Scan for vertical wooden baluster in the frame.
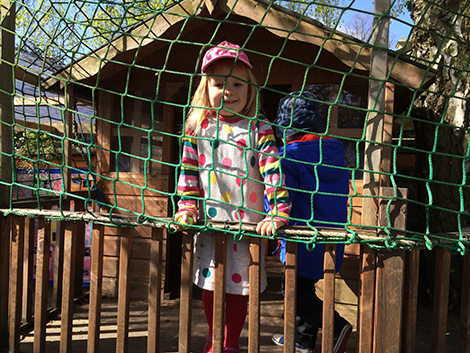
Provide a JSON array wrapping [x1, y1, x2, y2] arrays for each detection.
[[248, 237, 261, 353], [9, 216, 24, 353], [284, 241, 297, 353], [88, 224, 104, 353], [148, 227, 163, 353], [322, 244, 336, 353], [213, 232, 226, 353], [33, 218, 51, 353], [116, 227, 133, 353], [179, 231, 194, 353]]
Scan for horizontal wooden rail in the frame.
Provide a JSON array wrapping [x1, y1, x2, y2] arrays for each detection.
[[3, 215, 470, 353]]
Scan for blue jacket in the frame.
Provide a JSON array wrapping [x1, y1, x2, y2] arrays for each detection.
[[278, 136, 349, 279]]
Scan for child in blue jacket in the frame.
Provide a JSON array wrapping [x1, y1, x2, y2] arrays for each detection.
[[271, 91, 352, 353]]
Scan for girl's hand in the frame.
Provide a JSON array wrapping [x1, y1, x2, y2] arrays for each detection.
[[172, 211, 196, 231], [256, 218, 286, 237]]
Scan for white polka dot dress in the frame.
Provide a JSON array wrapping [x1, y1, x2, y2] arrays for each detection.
[[178, 114, 290, 295]]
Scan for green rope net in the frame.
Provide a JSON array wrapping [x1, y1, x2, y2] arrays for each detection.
[[1, 0, 470, 253]]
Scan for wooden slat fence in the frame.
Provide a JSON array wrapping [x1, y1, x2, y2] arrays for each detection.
[[3, 212, 470, 353]]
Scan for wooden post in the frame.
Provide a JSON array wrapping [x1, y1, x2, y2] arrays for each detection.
[[322, 244, 336, 353], [53, 218, 65, 310], [381, 83, 395, 188], [402, 248, 420, 353], [213, 232, 227, 353], [359, 0, 390, 351], [431, 248, 451, 353], [178, 231, 194, 353], [148, 227, 164, 353], [34, 219, 52, 353], [9, 216, 24, 353], [0, 216, 11, 351], [374, 187, 408, 352], [248, 237, 262, 353], [96, 90, 113, 176], [116, 227, 134, 353], [88, 224, 105, 353], [0, 1, 15, 349], [284, 241, 297, 353], [22, 218, 36, 323], [60, 221, 78, 353], [460, 252, 470, 352]]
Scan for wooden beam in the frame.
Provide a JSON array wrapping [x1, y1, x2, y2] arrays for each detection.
[[9, 216, 24, 353], [359, 0, 390, 351], [88, 224, 105, 353], [96, 91, 113, 176], [116, 227, 134, 353], [322, 244, 336, 353], [178, 231, 194, 353], [284, 241, 297, 353], [0, 3, 15, 347], [60, 221, 78, 353], [222, 0, 431, 89], [431, 248, 451, 353], [0, 216, 11, 351], [41, 0, 204, 89], [33, 218, 52, 353], [22, 217, 36, 323], [460, 252, 470, 352], [402, 248, 420, 353], [381, 83, 395, 187], [148, 227, 164, 353], [248, 237, 261, 353], [358, 246, 375, 353], [52, 219, 65, 311], [213, 232, 227, 353]]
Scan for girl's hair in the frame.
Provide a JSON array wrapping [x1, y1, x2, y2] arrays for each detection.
[[185, 58, 260, 133]]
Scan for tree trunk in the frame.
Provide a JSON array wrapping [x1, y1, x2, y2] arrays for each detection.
[[409, 0, 470, 309], [410, 0, 470, 235]]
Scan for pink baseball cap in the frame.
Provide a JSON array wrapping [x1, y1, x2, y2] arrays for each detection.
[[201, 41, 253, 73]]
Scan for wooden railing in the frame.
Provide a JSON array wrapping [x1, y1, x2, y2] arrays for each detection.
[[2, 213, 470, 353]]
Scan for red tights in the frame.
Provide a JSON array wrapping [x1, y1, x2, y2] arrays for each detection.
[[202, 289, 247, 351]]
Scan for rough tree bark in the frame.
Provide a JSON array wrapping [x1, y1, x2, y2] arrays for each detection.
[[409, 0, 470, 307]]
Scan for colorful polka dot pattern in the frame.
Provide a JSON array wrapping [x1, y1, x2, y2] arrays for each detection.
[[191, 116, 272, 295], [193, 232, 267, 295]]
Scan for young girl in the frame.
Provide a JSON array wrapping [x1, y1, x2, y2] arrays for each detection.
[[174, 41, 291, 353]]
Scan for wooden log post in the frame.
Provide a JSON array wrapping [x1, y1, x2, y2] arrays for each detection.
[[431, 247, 451, 353], [375, 187, 408, 352], [60, 221, 78, 353], [22, 217, 36, 323], [9, 216, 24, 353], [178, 231, 194, 353], [33, 219, 52, 353], [360, 0, 390, 351], [460, 252, 470, 352], [116, 227, 134, 353], [0, 1, 15, 350], [213, 232, 227, 353], [148, 227, 164, 353], [402, 248, 420, 353], [248, 237, 262, 353], [88, 224, 105, 353], [322, 244, 336, 353], [284, 241, 297, 353]]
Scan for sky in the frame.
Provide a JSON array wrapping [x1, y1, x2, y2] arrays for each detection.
[[337, 0, 414, 48]]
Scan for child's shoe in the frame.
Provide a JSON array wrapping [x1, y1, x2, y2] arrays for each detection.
[[203, 334, 212, 353], [272, 334, 315, 353], [333, 323, 352, 353], [224, 347, 240, 353]]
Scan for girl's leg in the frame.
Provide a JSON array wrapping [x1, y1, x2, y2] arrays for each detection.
[[224, 293, 247, 351], [202, 289, 214, 352]]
